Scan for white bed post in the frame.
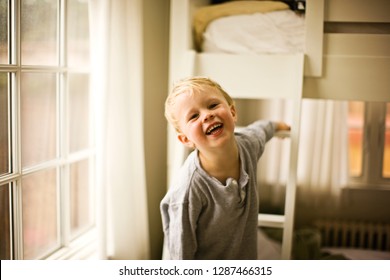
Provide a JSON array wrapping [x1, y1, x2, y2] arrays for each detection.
[[167, 0, 195, 186], [281, 70, 304, 260], [279, 0, 324, 260]]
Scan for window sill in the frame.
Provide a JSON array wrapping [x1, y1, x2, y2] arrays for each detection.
[[46, 229, 100, 260], [343, 183, 390, 192]]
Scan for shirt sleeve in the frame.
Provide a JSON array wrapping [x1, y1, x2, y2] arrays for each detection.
[[236, 120, 276, 160], [160, 186, 202, 259]]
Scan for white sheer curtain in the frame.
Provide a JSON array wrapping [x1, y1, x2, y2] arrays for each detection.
[[256, 99, 349, 208], [297, 99, 348, 205], [89, 0, 150, 259]]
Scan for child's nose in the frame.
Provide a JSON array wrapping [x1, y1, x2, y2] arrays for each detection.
[[203, 111, 215, 122]]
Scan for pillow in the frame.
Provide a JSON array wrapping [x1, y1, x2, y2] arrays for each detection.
[[193, 1, 289, 50]]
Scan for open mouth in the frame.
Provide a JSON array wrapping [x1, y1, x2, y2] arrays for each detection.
[[206, 123, 223, 135]]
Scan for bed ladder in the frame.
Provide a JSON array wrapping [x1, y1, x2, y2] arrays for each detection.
[[251, 62, 303, 260], [250, 55, 303, 261], [257, 98, 302, 260]]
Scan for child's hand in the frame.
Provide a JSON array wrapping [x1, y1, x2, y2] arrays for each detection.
[[275, 122, 290, 132], [275, 122, 290, 139]]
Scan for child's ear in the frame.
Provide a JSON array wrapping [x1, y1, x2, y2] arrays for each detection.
[[230, 104, 237, 122], [177, 133, 195, 149]]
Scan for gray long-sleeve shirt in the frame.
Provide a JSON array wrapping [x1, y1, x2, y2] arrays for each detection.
[[160, 120, 276, 259]]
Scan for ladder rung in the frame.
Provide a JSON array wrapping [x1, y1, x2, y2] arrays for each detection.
[[274, 130, 290, 138], [258, 214, 285, 228]]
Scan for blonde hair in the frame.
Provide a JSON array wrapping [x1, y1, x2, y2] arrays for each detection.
[[165, 76, 235, 132]]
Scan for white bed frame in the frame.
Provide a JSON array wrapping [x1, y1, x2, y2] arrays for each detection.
[[167, 0, 390, 259]]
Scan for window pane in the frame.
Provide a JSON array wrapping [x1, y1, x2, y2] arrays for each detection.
[[348, 101, 364, 177], [0, 0, 8, 64], [21, 72, 57, 168], [70, 160, 94, 238], [69, 74, 90, 152], [22, 169, 58, 259], [67, 0, 90, 68], [0, 73, 10, 175], [21, 0, 58, 65], [0, 183, 11, 260], [383, 103, 390, 178]]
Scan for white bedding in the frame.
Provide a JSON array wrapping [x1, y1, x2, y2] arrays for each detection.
[[202, 10, 305, 54]]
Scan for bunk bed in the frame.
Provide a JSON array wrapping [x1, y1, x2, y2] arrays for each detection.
[[167, 0, 390, 259]]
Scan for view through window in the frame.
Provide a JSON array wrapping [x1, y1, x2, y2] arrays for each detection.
[[347, 101, 390, 185]]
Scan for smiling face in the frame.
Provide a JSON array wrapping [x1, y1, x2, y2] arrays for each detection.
[[174, 86, 237, 152]]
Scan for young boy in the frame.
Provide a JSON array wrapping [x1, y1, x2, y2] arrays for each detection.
[[160, 76, 290, 259]]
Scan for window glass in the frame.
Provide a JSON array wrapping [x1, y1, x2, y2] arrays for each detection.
[[70, 159, 93, 239], [69, 73, 90, 152], [0, 0, 8, 64], [348, 102, 364, 177], [67, 0, 90, 68], [21, 72, 57, 168], [383, 103, 390, 178], [21, 0, 58, 65], [0, 183, 11, 260], [22, 169, 58, 259], [0, 73, 9, 175]]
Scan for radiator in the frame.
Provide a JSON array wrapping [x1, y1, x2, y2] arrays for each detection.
[[314, 219, 390, 251]]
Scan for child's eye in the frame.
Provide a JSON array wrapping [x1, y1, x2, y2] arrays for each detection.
[[189, 113, 199, 121], [209, 103, 219, 109]]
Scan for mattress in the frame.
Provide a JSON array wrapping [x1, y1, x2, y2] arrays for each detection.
[[202, 10, 305, 54]]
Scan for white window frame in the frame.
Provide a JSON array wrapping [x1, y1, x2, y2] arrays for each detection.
[[0, 0, 97, 260]]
